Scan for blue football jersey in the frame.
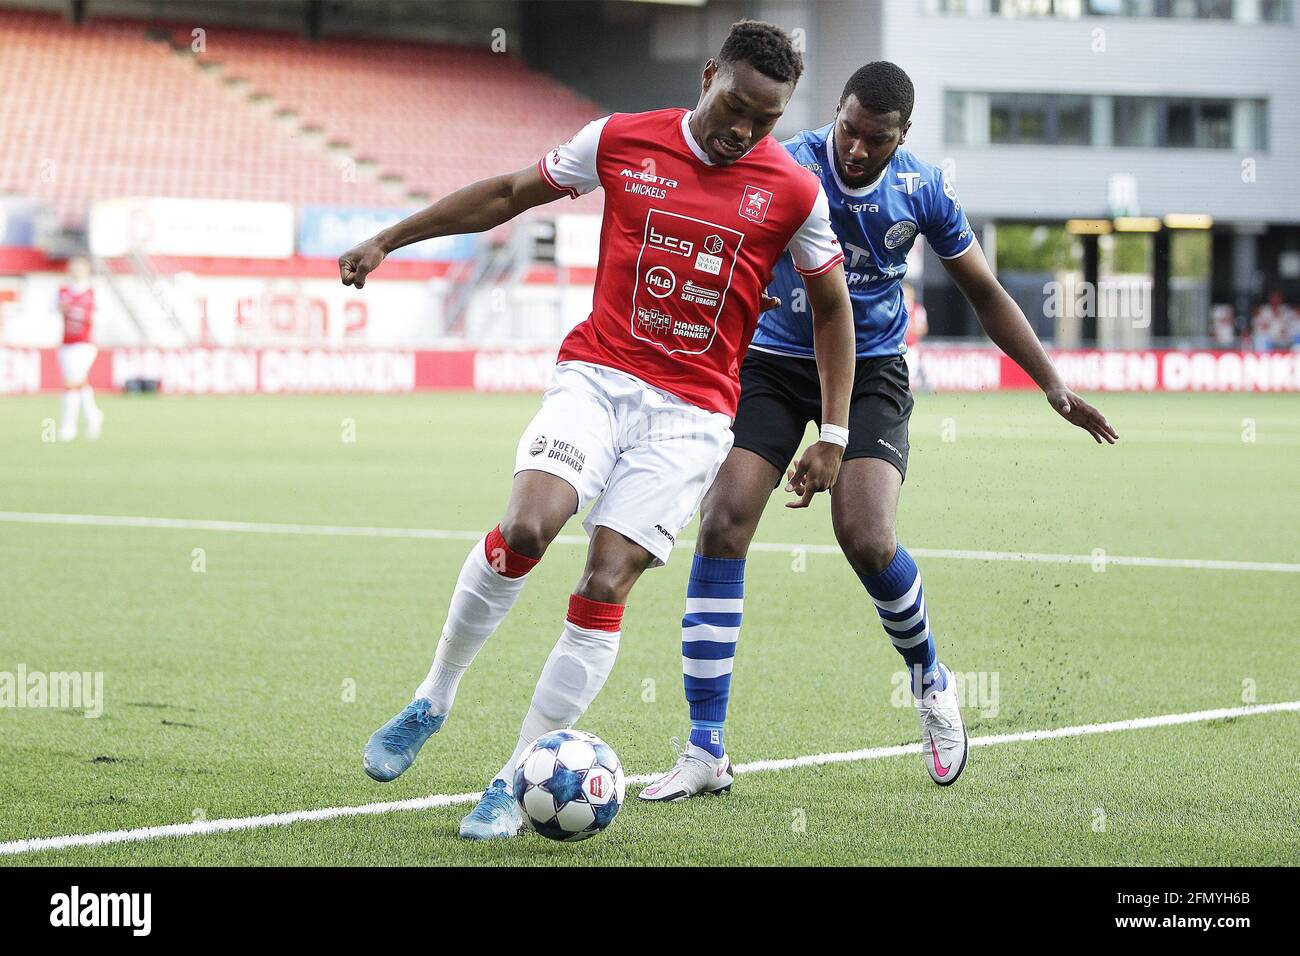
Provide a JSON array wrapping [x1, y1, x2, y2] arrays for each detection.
[[751, 126, 974, 359]]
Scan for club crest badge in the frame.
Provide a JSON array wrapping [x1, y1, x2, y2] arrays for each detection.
[[884, 220, 918, 250], [739, 185, 773, 224]]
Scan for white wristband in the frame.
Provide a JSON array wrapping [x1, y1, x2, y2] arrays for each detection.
[[819, 423, 849, 448]]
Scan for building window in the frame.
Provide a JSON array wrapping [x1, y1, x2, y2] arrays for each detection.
[[1113, 97, 1159, 147], [1260, 0, 1293, 22], [990, 0, 1082, 14], [945, 92, 1267, 150], [936, 0, 1291, 18], [977, 92, 1094, 145], [1112, 96, 1261, 148], [1056, 97, 1092, 145]]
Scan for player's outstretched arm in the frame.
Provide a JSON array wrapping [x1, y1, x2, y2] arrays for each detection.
[[786, 263, 855, 509], [338, 165, 566, 288], [943, 241, 1119, 445]]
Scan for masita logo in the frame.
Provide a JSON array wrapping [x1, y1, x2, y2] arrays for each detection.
[[620, 167, 678, 189], [50, 886, 152, 936]]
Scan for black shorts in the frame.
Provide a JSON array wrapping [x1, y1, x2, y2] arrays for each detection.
[[730, 348, 913, 480]]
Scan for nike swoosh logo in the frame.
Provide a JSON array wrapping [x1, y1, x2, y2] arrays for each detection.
[[929, 733, 950, 777], [648, 771, 679, 795]]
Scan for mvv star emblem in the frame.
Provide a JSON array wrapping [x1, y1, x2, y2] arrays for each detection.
[[739, 185, 773, 223]]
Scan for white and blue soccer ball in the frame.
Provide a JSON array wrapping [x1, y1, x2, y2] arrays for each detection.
[[513, 729, 625, 842]]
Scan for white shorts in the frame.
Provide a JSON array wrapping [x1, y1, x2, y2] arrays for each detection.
[[57, 342, 98, 386], [514, 361, 733, 566]]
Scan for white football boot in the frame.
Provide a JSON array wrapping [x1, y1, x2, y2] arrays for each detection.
[[638, 738, 733, 802], [915, 662, 968, 786]]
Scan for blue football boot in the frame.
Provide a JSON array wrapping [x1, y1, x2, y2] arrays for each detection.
[[458, 779, 523, 840], [363, 698, 445, 782]]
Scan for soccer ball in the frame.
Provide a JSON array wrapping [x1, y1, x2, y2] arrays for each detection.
[[513, 729, 625, 842]]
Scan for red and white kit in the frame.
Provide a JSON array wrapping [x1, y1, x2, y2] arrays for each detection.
[[56, 284, 98, 384], [522, 108, 843, 564]]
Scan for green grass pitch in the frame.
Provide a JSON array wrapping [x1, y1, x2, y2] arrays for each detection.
[[1, 389, 1297, 866]]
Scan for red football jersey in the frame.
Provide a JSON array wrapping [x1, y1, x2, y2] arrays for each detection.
[[540, 109, 842, 415], [59, 285, 95, 345]]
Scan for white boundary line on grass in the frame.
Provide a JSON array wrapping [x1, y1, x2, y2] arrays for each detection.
[[2, 510, 1298, 573], [1, 700, 1296, 857]]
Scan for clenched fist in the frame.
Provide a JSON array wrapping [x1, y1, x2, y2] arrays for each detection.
[[338, 237, 388, 289]]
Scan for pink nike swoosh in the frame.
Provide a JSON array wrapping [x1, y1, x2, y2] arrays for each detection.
[[648, 770, 679, 794], [929, 733, 951, 778]]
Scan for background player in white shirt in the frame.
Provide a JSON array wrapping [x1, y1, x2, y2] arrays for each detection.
[[56, 256, 102, 441]]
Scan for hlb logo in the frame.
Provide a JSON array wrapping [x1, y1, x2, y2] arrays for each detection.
[[645, 266, 676, 298], [589, 774, 605, 799]]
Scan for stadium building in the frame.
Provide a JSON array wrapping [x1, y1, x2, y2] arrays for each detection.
[[527, 0, 1300, 351], [0, 0, 1297, 397]]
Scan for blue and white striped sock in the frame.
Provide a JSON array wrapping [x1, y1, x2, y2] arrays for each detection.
[[858, 545, 945, 697], [681, 553, 744, 758]]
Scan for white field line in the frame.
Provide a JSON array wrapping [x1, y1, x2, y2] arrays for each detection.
[[2, 510, 1297, 574], [917, 426, 1300, 446], [1, 701, 1296, 858]]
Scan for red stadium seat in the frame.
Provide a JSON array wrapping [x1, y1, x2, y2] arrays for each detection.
[[0, 10, 606, 224]]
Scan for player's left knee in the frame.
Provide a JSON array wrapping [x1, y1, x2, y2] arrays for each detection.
[[574, 569, 635, 606], [837, 525, 897, 577], [575, 553, 651, 606]]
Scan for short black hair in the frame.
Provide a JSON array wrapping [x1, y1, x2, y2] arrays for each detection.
[[718, 19, 803, 85], [841, 61, 914, 124]]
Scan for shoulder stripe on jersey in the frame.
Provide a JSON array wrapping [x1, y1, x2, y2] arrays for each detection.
[[794, 252, 845, 278], [537, 156, 579, 200]]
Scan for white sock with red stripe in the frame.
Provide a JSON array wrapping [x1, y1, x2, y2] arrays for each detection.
[[415, 526, 539, 714], [494, 593, 623, 786]]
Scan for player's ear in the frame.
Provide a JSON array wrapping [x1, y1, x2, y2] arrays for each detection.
[[701, 58, 717, 93], [899, 119, 912, 145]]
